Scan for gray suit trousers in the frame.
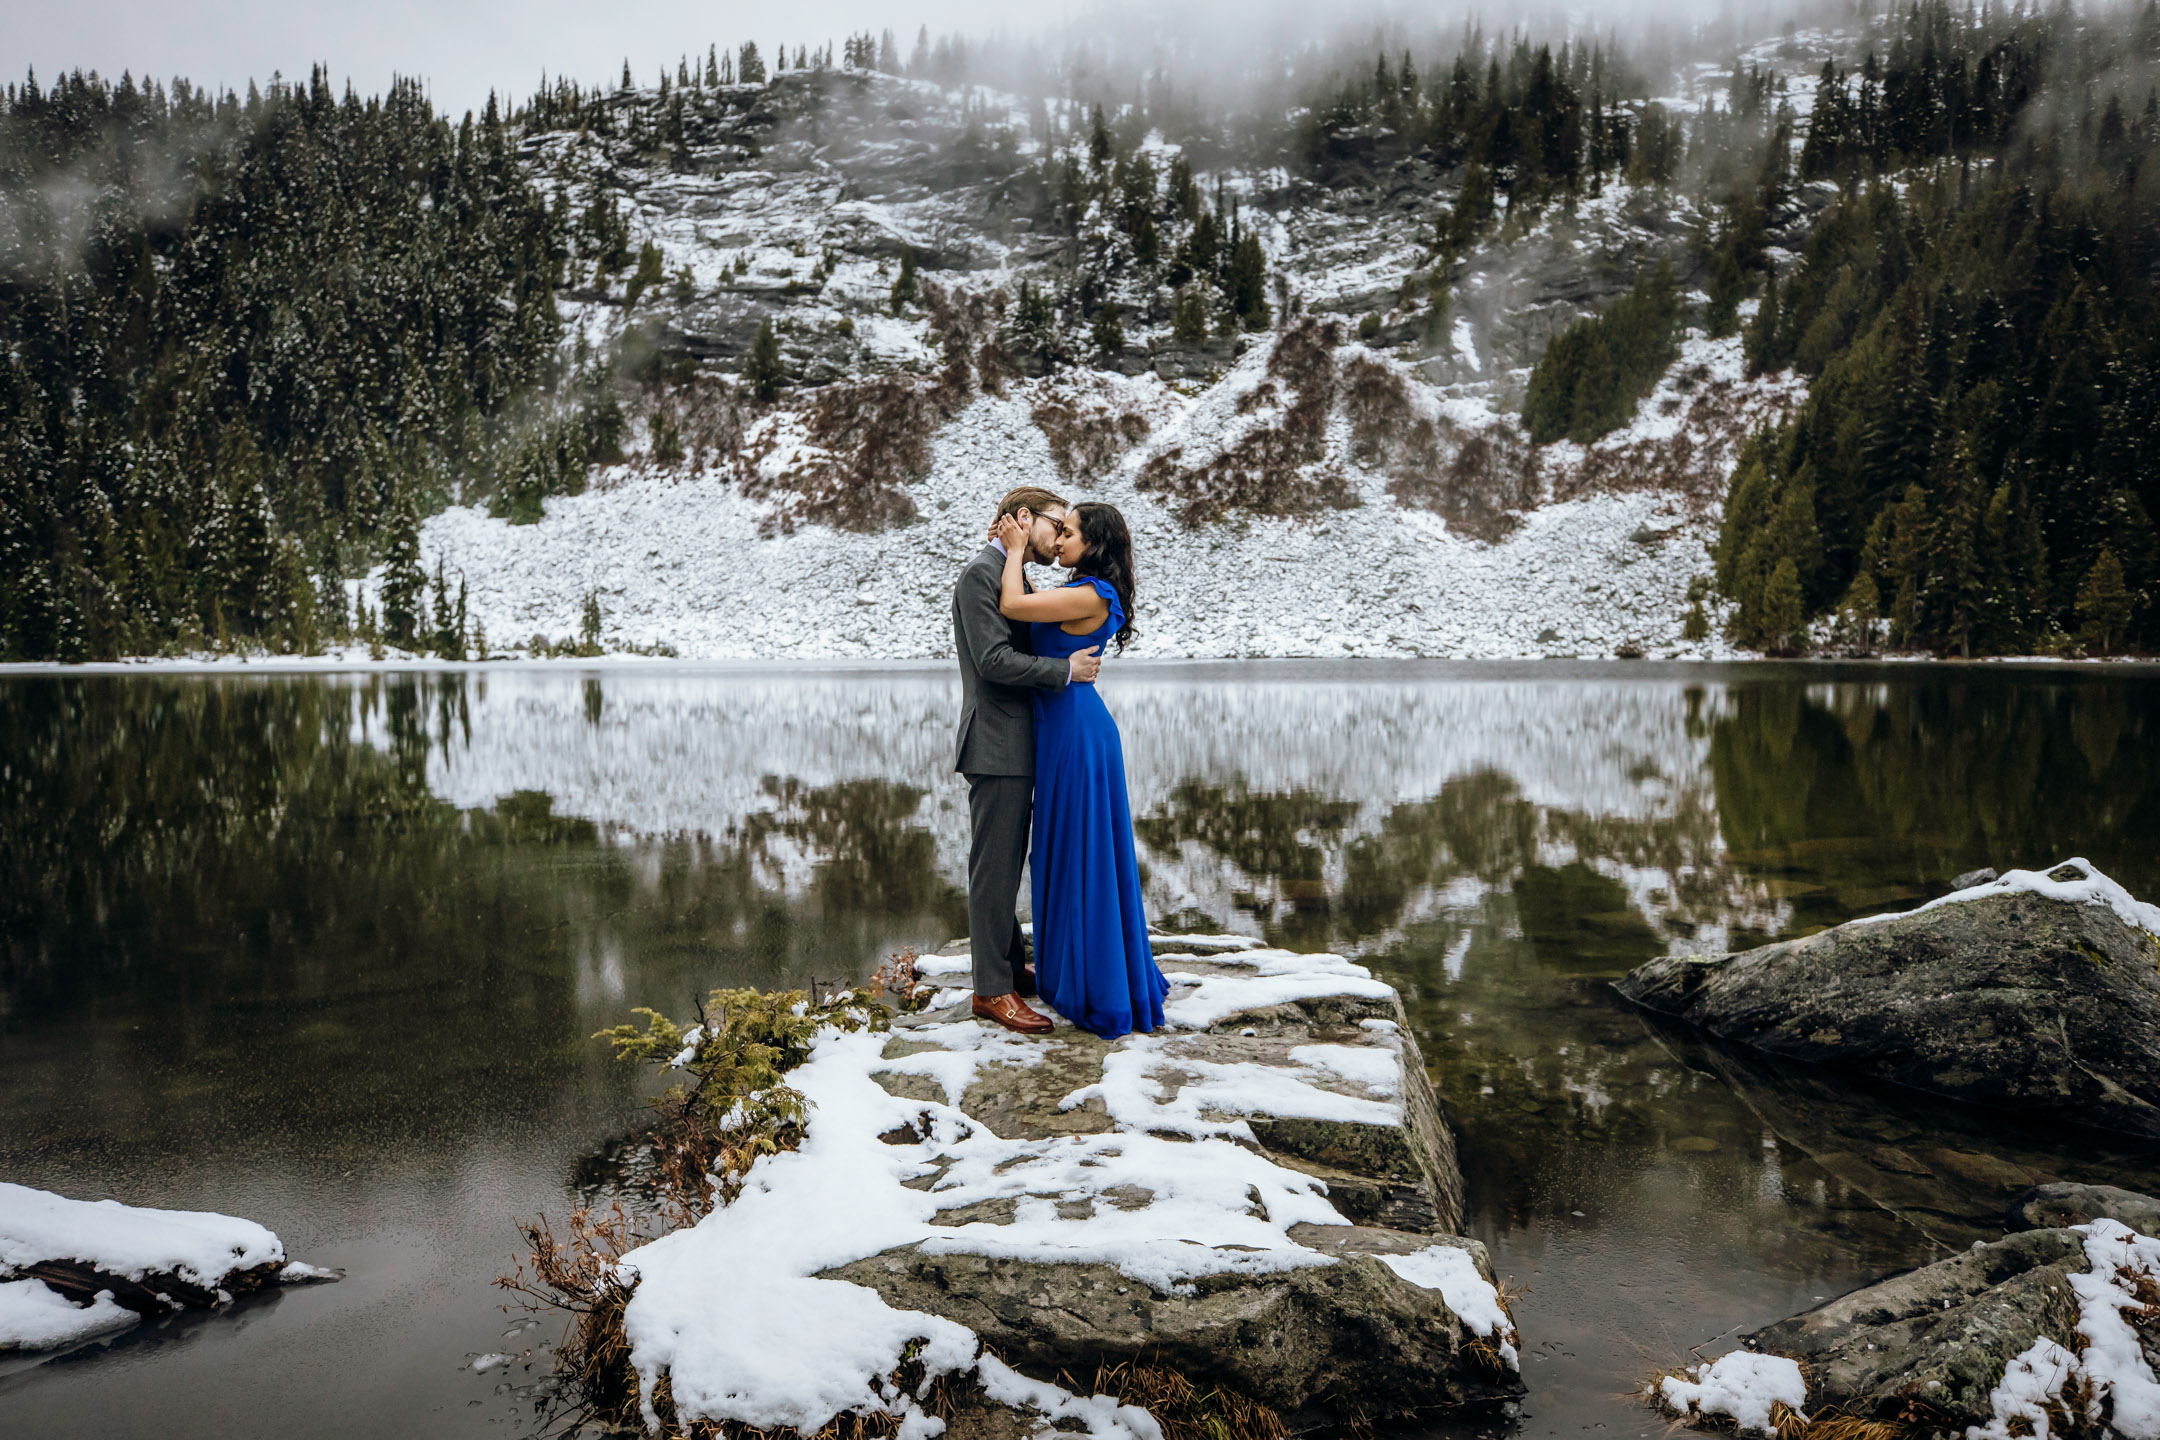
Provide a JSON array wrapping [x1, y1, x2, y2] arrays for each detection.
[[966, 773, 1031, 998]]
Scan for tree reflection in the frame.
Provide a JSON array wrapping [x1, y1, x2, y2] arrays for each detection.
[[0, 675, 963, 1168], [1710, 676, 2160, 932]]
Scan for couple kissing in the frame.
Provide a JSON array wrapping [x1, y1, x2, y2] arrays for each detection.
[[949, 487, 1168, 1039]]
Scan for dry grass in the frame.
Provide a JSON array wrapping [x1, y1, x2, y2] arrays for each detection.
[[742, 281, 1016, 535], [1341, 354, 1537, 544], [865, 948, 936, 1013], [1545, 376, 1801, 515], [1031, 383, 1153, 480], [1137, 318, 1360, 525], [1077, 1359, 1288, 1440]]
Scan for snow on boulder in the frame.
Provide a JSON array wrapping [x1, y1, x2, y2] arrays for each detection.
[[1744, 1210, 2160, 1439], [1616, 859, 2160, 1139], [613, 937, 1519, 1438], [0, 1183, 338, 1353]]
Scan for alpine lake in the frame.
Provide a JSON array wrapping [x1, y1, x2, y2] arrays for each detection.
[[2, 660, 2157, 1438]]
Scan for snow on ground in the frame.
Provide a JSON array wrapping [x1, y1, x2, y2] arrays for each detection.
[[413, 367, 1747, 664], [1968, 1220, 2160, 1440], [1650, 1350, 1808, 1436]]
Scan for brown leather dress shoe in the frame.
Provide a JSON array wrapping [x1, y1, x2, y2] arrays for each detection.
[[972, 992, 1052, 1034], [1014, 963, 1039, 998]]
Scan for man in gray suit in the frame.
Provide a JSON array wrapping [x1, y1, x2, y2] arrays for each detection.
[[952, 485, 1102, 1033]]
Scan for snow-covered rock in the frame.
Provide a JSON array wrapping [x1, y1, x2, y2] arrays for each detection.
[[612, 937, 1521, 1436], [0, 1183, 338, 1354]]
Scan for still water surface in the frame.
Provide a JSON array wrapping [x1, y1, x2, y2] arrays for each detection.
[[2, 661, 2157, 1437]]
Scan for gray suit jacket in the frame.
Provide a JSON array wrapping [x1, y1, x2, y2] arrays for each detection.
[[952, 544, 1067, 775]]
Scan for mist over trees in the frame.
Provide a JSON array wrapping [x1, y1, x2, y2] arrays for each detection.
[[3, 2, 2158, 661], [1716, 0, 2160, 656], [0, 66, 589, 660]]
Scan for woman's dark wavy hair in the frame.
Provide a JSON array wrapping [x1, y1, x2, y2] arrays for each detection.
[[1068, 501, 1137, 652]]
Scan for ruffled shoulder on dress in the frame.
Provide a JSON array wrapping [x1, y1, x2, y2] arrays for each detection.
[[1069, 577, 1124, 632]]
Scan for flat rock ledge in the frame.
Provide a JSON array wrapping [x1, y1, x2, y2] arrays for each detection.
[[614, 935, 1521, 1440], [0, 1182, 339, 1356], [1615, 859, 2160, 1139]]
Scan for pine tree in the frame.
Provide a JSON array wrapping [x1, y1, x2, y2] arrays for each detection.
[[624, 241, 665, 309], [1838, 568, 1880, 653], [1224, 232, 1271, 331], [745, 319, 784, 401], [428, 558, 455, 657], [580, 589, 604, 654], [1762, 558, 1805, 654], [1091, 303, 1126, 355], [380, 486, 426, 648], [1172, 286, 1209, 345], [1744, 269, 1783, 374], [738, 43, 766, 85], [2078, 546, 2133, 654], [889, 249, 919, 313]]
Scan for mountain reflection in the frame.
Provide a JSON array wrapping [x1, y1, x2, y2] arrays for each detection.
[[2, 664, 2156, 1282]]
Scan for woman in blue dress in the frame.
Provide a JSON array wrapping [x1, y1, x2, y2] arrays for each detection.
[[989, 502, 1167, 1039]]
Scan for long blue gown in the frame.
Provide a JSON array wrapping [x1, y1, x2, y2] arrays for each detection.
[[1028, 579, 1168, 1039]]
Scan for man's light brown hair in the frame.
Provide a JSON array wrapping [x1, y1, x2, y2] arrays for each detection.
[[997, 486, 1067, 521]]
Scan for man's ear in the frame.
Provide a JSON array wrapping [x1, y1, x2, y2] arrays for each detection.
[[1013, 507, 1032, 527]]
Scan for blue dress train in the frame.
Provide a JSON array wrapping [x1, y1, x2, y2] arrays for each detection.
[[1029, 579, 1168, 1039]]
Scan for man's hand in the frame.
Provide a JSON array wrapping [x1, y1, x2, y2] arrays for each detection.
[[1068, 646, 1102, 684]]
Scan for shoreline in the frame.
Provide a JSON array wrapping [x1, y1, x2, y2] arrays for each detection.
[[2, 654, 2156, 679]]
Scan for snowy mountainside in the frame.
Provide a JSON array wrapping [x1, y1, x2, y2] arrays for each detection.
[[422, 331, 1793, 660], [406, 39, 1847, 660]]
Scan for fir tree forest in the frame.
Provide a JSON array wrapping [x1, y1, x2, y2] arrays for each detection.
[[2, 4, 2158, 661]]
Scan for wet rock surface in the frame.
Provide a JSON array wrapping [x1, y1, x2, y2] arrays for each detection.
[[1744, 1227, 2090, 1429], [825, 936, 1517, 1429], [1616, 868, 2160, 1138]]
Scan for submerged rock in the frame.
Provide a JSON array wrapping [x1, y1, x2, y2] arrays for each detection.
[[1615, 859, 2160, 1139], [2011, 1182, 2160, 1234]]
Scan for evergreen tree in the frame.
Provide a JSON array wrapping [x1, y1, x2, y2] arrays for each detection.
[[580, 590, 604, 653], [1224, 232, 1272, 331], [624, 241, 666, 309], [1172, 287, 1209, 345], [1761, 558, 1805, 654], [2078, 547, 2133, 654], [889, 249, 919, 313], [380, 488, 426, 648], [1091, 303, 1126, 356], [745, 319, 785, 401], [1523, 263, 1680, 444], [738, 43, 766, 85]]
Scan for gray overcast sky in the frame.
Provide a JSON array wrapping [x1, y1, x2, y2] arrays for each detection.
[[2, 1, 1070, 116]]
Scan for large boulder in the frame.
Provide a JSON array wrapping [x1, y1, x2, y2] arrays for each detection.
[[1744, 1228, 2089, 1427], [832, 938, 1511, 1432], [615, 937, 1520, 1440], [1615, 860, 2160, 1139], [1740, 1202, 2160, 1436]]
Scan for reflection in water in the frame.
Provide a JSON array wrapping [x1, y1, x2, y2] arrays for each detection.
[[0, 663, 2156, 1438]]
